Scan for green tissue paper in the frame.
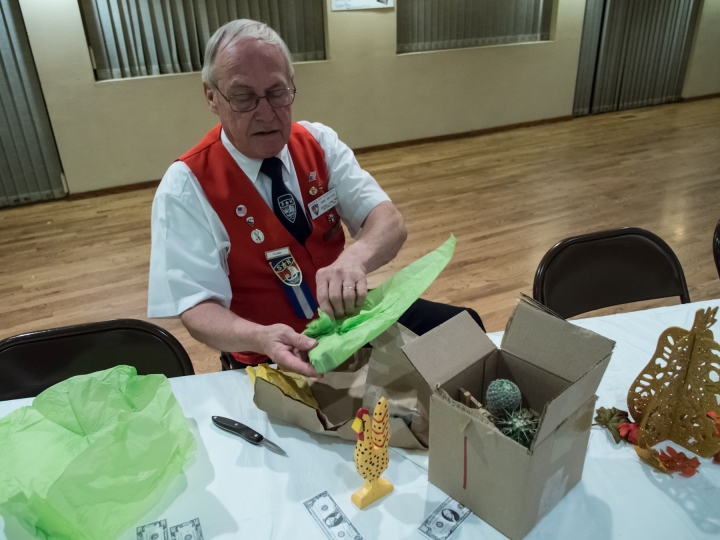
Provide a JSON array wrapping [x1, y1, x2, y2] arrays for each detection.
[[305, 235, 456, 373], [0, 365, 196, 540]]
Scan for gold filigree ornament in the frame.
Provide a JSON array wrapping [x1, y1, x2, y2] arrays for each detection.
[[627, 307, 720, 458]]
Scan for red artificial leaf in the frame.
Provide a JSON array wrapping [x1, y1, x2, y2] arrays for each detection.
[[714, 451, 720, 465], [658, 447, 701, 477], [618, 422, 639, 445], [707, 411, 720, 437]]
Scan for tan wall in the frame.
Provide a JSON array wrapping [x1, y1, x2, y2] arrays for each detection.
[[19, 0, 587, 193], [683, 0, 720, 98]]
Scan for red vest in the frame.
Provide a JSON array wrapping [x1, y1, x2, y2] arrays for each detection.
[[178, 123, 345, 364]]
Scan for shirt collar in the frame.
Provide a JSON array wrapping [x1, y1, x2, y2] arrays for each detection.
[[220, 128, 291, 184]]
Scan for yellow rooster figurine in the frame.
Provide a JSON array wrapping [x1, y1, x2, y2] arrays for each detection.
[[350, 396, 393, 509]]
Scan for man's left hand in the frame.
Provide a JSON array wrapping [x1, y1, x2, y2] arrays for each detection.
[[315, 257, 368, 320]]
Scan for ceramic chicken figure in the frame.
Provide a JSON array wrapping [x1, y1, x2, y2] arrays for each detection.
[[350, 396, 393, 509]]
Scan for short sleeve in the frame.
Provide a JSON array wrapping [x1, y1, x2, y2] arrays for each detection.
[[298, 121, 390, 237], [148, 162, 233, 317]]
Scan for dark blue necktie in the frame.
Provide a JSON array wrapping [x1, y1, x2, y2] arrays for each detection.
[[260, 157, 311, 246]]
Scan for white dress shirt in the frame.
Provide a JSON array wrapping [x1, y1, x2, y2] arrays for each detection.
[[147, 121, 391, 318]]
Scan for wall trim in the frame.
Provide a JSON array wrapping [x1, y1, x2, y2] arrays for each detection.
[[68, 179, 160, 200], [679, 93, 720, 103], [354, 115, 574, 155]]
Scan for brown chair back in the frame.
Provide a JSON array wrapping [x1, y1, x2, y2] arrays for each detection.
[[533, 227, 690, 319], [0, 319, 194, 401]]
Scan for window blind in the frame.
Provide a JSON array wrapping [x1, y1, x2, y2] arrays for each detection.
[[0, 0, 65, 207], [79, 0, 326, 81], [573, 0, 700, 116], [397, 0, 553, 54]]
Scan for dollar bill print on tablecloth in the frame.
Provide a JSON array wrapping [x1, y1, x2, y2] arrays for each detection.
[[419, 497, 471, 540], [136, 519, 168, 540], [303, 491, 363, 540], [170, 518, 204, 540], [137, 518, 203, 540]]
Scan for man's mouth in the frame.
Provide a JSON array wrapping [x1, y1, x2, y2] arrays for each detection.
[[253, 130, 279, 138]]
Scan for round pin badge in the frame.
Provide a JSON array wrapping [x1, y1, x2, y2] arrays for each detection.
[[246, 216, 255, 227], [236, 205, 247, 217], [251, 229, 264, 244], [309, 187, 318, 196]]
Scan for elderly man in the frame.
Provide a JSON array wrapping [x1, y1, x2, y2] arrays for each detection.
[[148, 20, 483, 377]]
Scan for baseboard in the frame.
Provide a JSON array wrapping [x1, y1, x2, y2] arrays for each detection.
[[67, 179, 161, 201], [679, 92, 720, 103], [353, 115, 574, 155]]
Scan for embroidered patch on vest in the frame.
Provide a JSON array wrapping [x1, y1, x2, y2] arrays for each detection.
[[278, 194, 297, 223]]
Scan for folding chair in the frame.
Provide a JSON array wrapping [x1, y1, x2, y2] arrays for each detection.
[[0, 319, 194, 400], [533, 227, 690, 319]]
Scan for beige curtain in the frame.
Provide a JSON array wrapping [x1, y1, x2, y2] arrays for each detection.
[[0, 0, 65, 207], [397, 0, 552, 53], [80, 0, 326, 81]]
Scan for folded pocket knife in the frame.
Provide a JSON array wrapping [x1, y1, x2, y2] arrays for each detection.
[[212, 416, 287, 456]]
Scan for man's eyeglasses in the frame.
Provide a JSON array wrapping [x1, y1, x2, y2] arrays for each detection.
[[213, 84, 297, 113]]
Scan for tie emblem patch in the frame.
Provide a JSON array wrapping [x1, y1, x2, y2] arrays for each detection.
[[266, 248, 318, 318], [270, 255, 303, 287], [277, 194, 297, 223]]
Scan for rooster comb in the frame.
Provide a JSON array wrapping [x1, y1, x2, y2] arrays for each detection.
[[356, 408, 369, 419]]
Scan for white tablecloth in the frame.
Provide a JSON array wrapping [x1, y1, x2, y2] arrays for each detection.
[[2, 300, 719, 539]]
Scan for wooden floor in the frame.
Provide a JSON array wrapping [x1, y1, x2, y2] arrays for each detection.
[[1, 99, 719, 373]]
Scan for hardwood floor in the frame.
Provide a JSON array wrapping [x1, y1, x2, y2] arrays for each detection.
[[1, 99, 719, 373]]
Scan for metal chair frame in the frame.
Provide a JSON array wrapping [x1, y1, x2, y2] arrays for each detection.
[[713, 219, 720, 279]]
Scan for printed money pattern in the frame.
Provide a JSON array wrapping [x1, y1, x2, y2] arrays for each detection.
[[418, 497, 471, 540], [170, 518, 204, 540], [136, 520, 168, 540], [303, 491, 363, 540], [137, 518, 203, 540]]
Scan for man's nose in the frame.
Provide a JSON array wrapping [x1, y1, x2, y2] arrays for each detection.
[[253, 96, 276, 120]]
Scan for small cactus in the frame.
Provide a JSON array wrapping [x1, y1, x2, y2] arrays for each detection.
[[496, 409, 540, 448], [485, 379, 522, 416]]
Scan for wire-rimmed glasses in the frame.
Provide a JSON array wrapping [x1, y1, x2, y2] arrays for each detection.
[[213, 84, 297, 113]]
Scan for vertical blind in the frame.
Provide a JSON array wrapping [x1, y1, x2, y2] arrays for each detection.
[[574, 0, 700, 116], [0, 0, 65, 207], [79, 0, 326, 81], [397, 0, 553, 54]]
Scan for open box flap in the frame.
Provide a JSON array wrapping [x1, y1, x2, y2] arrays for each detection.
[[531, 353, 611, 446], [401, 311, 496, 389], [501, 296, 615, 382]]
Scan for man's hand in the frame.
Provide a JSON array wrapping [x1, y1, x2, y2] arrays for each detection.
[[315, 201, 406, 320], [315, 256, 368, 320], [181, 301, 320, 377], [258, 324, 320, 377]]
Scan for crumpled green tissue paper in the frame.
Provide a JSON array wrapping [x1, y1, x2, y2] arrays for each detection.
[[305, 234, 456, 373], [0, 365, 196, 540]]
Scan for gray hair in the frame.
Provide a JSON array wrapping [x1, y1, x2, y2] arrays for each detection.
[[201, 19, 294, 85]]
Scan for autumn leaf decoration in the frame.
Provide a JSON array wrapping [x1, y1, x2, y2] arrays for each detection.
[[633, 445, 701, 476], [595, 407, 639, 444], [619, 422, 639, 446], [594, 407, 630, 444], [597, 406, 706, 476]]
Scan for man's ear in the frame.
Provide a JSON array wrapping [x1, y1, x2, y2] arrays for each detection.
[[203, 82, 219, 115]]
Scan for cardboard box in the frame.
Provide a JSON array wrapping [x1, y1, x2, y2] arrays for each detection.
[[401, 297, 615, 539]]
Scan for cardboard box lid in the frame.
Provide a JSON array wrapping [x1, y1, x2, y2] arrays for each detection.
[[401, 310, 497, 389], [501, 296, 615, 383]]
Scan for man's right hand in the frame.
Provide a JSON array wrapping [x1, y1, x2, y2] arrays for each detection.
[[258, 324, 320, 378]]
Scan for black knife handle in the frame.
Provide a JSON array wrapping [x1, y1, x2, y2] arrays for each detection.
[[212, 416, 263, 444]]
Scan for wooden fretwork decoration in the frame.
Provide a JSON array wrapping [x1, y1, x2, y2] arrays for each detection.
[[627, 307, 720, 458]]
